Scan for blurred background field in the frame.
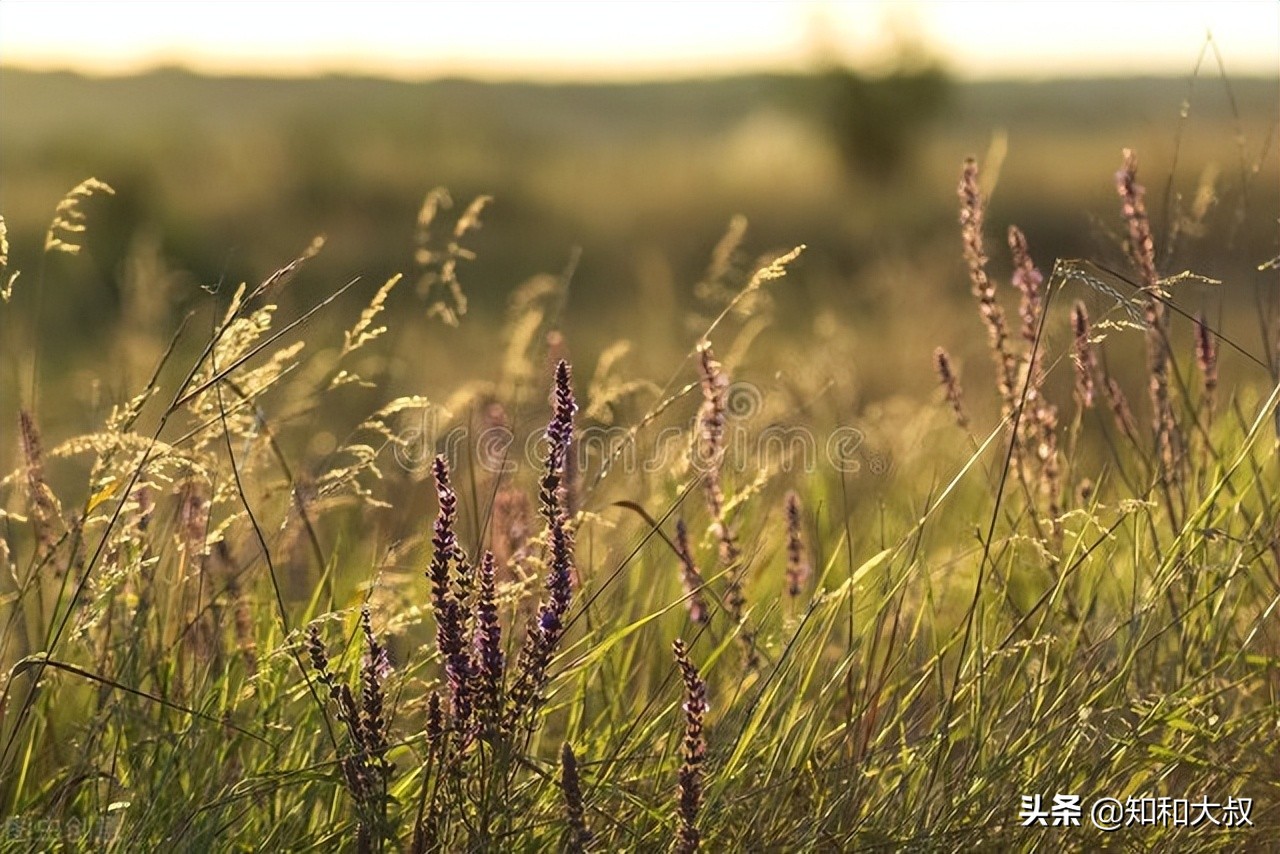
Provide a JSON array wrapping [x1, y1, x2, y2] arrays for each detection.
[[2, 63, 1277, 445]]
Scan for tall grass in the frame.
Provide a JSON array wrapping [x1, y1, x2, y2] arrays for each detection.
[[1, 141, 1278, 854]]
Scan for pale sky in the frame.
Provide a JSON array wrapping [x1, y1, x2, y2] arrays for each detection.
[[0, 1, 1276, 81]]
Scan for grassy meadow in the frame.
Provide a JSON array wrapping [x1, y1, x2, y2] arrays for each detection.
[[1, 65, 1279, 851]]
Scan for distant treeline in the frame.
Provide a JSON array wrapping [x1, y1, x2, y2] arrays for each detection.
[[0, 66, 1274, 338]]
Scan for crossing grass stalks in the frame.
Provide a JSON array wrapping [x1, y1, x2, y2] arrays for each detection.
[[0, 146, 1278, 852]]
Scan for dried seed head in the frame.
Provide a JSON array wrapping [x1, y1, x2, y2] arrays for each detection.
[[959, 159, 1017, 414], [1117, 149, 1178, 480], [44, 178, 114, 255], [694, 341, 730, 486], [1104, 376, 1139, 440], [1008, 225, 1044, 351], [933, 347, 969, 430], [306, 624, 332, 681], [694, 341, 747, 629], [783, 491, 810, 598], [674, 518, 710, 624], [693, 346, 755, 666], [177, 478, 210, 560], [1071, 302, 1097, 409], [1116, 149, 1158, 291], [1195, 313, 1218, 412], [19, 410, 61, 557]]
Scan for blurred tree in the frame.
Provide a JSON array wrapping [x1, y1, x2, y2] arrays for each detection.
[[819, 61, 950, 182], [801, 6, 951, 183]]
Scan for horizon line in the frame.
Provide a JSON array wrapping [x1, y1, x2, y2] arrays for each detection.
[[5, 59, 1276, 87]]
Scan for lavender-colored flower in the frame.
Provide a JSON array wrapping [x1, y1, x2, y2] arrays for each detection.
[[672, 640, 707, 854], [360, 607, 391, 761], [561, 742, 592, 852], [506, 362, 578, 731], [540, 359, 577, 524], [472, 551, 504, 733], [428, 455, 474, 731], [425, 692, 445, 744]]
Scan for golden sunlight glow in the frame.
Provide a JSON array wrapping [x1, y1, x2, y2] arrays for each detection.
[[0, 0, 1276, 80]]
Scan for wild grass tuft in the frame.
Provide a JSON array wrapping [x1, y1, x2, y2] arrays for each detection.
[[1, 129, 1277, 852]]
